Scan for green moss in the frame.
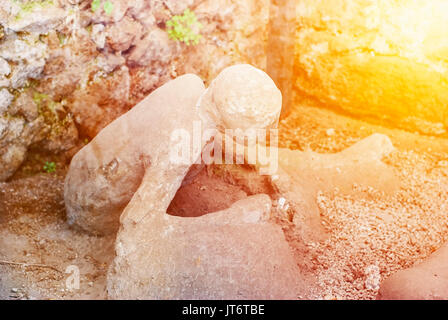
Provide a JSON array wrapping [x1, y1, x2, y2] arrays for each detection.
[[33, 92, 59, 123], [14, 0, 55, 21], [32, 90, 73, 140], [91, 0, 101, 13], [43, 161, 56, 173], [33, 91, 50, 106], [57, 32, 67, 47], [166, 9, 203, 46], [103, 1, 114, 15], [91, 0, 114, 15]]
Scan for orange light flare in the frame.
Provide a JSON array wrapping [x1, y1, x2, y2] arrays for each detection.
[[291, 0, 448, 132]]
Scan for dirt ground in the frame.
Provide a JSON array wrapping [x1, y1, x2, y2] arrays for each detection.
[[1, 103, 448, 300]]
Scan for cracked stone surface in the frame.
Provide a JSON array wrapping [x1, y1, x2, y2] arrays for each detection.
[[7, 4, 67, 34], [0, 88, 13, 114]]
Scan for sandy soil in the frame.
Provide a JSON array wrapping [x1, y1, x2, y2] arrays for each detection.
[[1, 104, 448, 300], [0, 152, 114, 300]]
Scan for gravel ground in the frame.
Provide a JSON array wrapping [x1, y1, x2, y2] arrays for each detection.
[[280, 104, 448, 300]]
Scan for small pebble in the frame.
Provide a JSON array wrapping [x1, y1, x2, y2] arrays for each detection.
[[326, 128, 336, 136]]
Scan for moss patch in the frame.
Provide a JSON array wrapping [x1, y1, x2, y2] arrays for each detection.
[[14, 0, 55, 21]]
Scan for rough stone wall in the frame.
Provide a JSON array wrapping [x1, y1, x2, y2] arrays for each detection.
[[267, 0, 296, 118], [294, 0, 448, 136], [0, 0, 269, 181]]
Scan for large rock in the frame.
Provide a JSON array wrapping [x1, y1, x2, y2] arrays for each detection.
[[0, 116, 37, 181], [6, 2, 67, 34], [378, 242, 448, 300], [294, 0, 448, 135], [108, 195, 305, 299], [0, 116, 41, 181], [0, 57, 10, 87], [64, 74, 206, 235], [126, 28, 176, 68], [0, 89, 13, 115], [68, 65, 132, 138], [105, 16, 143, 52], [0, 19, 76, 181], [0, 35, 47, 89]]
